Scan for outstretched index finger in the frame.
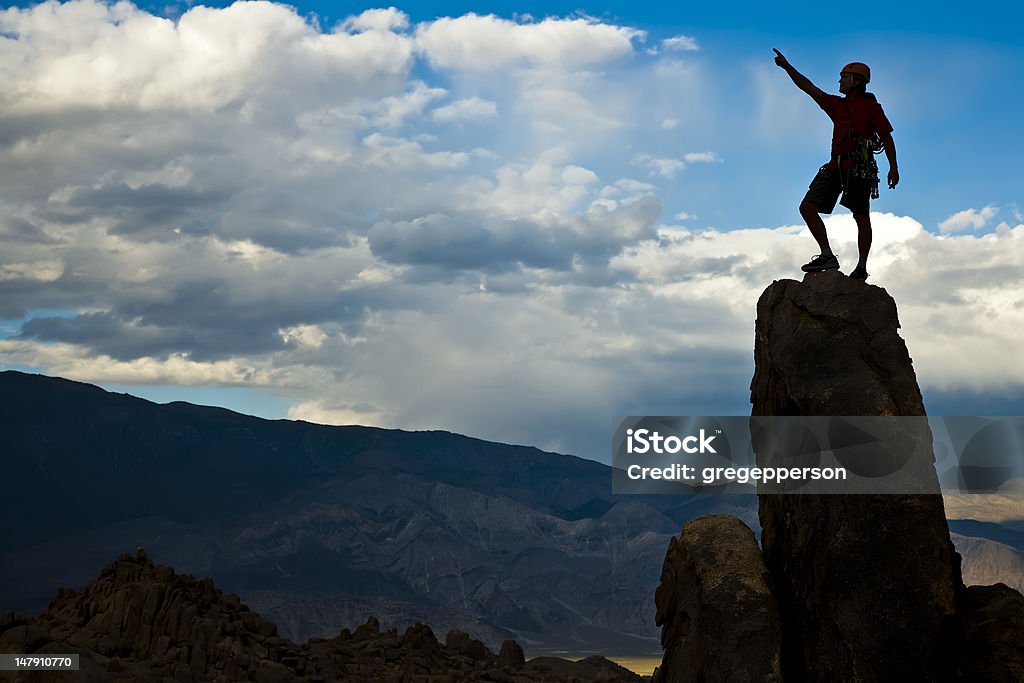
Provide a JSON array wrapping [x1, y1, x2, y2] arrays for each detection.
[[773, 48, 782, 57]]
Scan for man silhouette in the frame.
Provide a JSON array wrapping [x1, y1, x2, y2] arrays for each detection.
[[773, 49, 899, 280]]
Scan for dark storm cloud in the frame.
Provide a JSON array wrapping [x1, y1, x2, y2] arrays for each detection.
[[60, 182, 230, 237], [368, 196, 663, 274], [0, 216, 57, 244], [0, 110, 109, 150], [0, 279, 50, 319], [213, 191, 370, 254], [0, 270, 104, 320], [18, 312, 163, 360], [17, 310, 280, 362], [16, 277, 386, 361], [368, 214, 573, 272]]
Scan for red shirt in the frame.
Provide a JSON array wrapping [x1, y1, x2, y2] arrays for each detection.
[[816, 93, 893, 157]]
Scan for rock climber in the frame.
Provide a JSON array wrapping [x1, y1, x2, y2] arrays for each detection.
[[773, 48, 899, 280]]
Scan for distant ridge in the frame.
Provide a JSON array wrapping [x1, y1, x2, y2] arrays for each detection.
[[0, 369, 624, 545], [0, 370, 753, 653]]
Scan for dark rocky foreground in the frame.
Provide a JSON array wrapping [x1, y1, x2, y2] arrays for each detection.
[[653, 271, 1024, 682], [0, 549, 643, 682]]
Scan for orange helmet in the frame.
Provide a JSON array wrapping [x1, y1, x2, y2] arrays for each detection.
[[841, 62, 871, 83]]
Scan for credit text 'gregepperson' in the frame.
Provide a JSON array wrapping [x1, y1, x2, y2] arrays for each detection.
[[626, 464, 848, 485]]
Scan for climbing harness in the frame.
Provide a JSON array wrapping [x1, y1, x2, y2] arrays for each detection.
[[851, 132, 883, 199], [838, 100, 884, 199]]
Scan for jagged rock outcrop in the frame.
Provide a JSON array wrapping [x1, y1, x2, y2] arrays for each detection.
[[749, 269, 924, 416], [750, 271, 962, 681], [498, 639, 526, 668], [957, 583, 1024, 682], [652, 514, 781, 683], [657, 271, 1024, 682], [0, 549, 642, 682]]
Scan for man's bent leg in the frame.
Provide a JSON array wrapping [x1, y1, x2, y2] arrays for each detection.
[[799, 201, 840, 272], [800, 201, 832, 255]]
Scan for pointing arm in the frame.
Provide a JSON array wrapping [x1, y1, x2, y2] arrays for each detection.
[[773, 49, 827, 103]]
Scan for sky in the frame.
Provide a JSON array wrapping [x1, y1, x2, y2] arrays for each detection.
[[1, 0, 1022, 463]]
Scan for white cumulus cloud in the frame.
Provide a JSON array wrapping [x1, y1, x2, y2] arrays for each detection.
[[938, 205, 998, 233], [661, 35, 700, 51], [414, 13, 642, 70], [0, 0, 415, 114], [341, 7, 410, 33], [633, 152, 720, 179], [683, 151, 721, 164], [431, 97, 498, 123]]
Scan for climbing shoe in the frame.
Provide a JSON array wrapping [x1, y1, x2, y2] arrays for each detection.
[[801, 254, 840, 272], [848, 265, 869, 280]]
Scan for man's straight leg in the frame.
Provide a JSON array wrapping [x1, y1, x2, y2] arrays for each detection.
[[853, 213, 872, 267], [848, 212, 872, 280]]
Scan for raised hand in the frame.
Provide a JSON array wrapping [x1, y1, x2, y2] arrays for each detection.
[[773, 48, 790, 69]]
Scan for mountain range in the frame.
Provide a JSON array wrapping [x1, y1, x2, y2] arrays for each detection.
[[0, 370, 751, 655], [0, 370, 1020, 656]]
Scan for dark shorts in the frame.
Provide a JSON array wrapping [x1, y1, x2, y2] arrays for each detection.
[[803, 163, 871, 216]]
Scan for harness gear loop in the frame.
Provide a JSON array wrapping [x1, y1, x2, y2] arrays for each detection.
[[839, 99, 884, 199]]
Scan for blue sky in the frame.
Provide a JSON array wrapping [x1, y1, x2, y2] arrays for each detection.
[[1, 0, 1022, 461]]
